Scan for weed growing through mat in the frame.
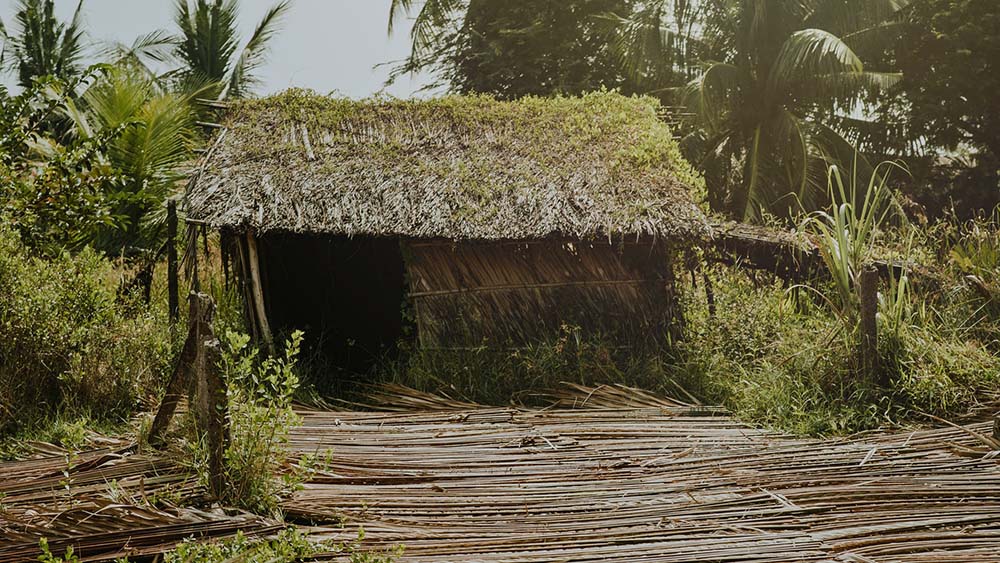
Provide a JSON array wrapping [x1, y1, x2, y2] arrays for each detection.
[[189, 330, 306, 516], [163, 527, 402, 563], [38, 538, 79, 563]]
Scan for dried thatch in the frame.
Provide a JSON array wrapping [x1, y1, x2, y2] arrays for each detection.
[[187, 90, 710, 241]]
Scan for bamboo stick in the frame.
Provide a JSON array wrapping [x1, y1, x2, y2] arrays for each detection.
[[246, 231, 275, 355]]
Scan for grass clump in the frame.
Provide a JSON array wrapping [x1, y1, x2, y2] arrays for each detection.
[[163, 527, 402, 563], [0, 225, 172, 439], [375, 325, 673, 406]]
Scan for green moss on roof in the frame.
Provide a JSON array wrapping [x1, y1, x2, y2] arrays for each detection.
[[188, 89, 710, 240]]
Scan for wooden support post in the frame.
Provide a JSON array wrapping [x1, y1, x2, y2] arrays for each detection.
[[994, 413, 1000, 443], [703, 271, 716, 318], [167, 200, 179, 325], [859, 264, 881, 385], [245, 232, 275, 355]]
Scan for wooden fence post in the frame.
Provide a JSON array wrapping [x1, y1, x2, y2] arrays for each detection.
[[859, 264, 881, 385], [192, 335, 229, 500], [167, 200, 179, 325], [703, 271, 717, 318]]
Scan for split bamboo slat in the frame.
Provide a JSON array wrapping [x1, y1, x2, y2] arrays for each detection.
[[0, 445, 276, 562]]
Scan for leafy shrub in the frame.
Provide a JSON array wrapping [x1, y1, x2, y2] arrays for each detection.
[[215, 330, 304, 515], [676, 261, 1000, 436], [0, 226, 171, 436]]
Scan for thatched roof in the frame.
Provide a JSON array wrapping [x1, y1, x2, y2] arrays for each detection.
[[186, 90, 711, 241]]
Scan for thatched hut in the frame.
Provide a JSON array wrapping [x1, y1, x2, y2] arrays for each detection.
[[186, 90, 711, 371]]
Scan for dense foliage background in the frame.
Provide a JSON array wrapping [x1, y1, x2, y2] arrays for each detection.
[[0, 0, 998, 449]]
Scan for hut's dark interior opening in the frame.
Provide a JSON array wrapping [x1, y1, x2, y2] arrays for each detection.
[[257, 233, 410, 376]]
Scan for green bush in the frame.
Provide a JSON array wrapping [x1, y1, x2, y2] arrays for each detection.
[[0, 226, 171, 436], [675, 264, 1000, 435], [213, 330, 304, 516]]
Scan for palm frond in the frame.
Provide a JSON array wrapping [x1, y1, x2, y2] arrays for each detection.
[[56, 0, 86, 77], [840, 20, 907, 59], [601, 3, 703, 86], [387, 0, 416, 35], [174, 0, 240, 86], [394, 0, 465, 62], [227, 0, 291, 99], [766, 28, 863, 96], [742, 125, 764, 220], [102, 30, 178, 85], [800, 0, 910, 36], [680, 62, 741, 134]]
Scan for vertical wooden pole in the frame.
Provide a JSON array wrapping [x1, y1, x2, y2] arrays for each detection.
[[703, 271, 716, 319], [192, 333, 228, 500], [147, 292, 229, 499], [859, 264, 880, 385], [167, 200, 180, 325], [246, 232, 275, 355]]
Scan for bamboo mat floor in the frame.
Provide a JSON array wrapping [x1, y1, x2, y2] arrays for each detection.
[[2, 384, 1000, 562], [291, 385, 1000, 562]]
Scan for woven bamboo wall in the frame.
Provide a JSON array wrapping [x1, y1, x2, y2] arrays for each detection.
[[404, 239, 681, 349]]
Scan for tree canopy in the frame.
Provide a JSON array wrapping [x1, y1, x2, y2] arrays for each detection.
[[388, 0, 640, 98], [611, 0, 909, 219], [890, 0, 1000, 162], [0, 0, 86, 89]]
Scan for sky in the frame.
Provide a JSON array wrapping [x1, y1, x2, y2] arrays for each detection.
[[0, 0, 437, 98]]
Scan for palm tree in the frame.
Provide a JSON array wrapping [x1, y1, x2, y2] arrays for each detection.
[[0, 0, 86, 89], [173, 0, 291, 99], [63, 65, 203, 252], [388, 0, 463, 72], [610, 0, 909, 220]]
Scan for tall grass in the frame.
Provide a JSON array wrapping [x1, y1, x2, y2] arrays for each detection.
[[800, 163, 903, 344]]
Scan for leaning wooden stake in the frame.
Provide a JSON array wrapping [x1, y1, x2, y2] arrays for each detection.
[[147, 292, 230, 499], [859, 264, 881, 385], [245, 232, 275, 355]]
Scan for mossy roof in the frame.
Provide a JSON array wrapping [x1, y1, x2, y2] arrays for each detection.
[[186, 89, 711, 241]]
